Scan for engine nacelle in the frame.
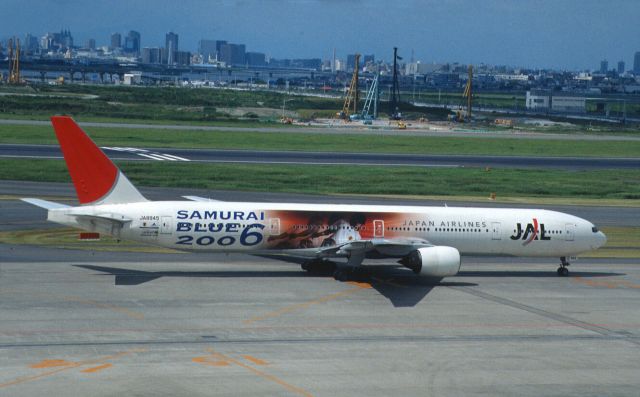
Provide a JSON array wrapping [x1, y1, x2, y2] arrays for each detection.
[[399, 246, 461, 277]]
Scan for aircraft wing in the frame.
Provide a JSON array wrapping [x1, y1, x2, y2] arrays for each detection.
[[314, 237, 433, 259], [182, 196, 222, 202]]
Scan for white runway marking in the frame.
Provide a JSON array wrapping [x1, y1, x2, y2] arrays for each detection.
[[101, 147, 190, 161]]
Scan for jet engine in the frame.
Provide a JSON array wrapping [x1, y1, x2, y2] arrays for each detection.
[[399, 246, 461, 277]]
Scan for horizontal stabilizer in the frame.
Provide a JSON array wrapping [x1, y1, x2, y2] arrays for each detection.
[[69, 213, 133, 225], [21, 198, 71, 210]]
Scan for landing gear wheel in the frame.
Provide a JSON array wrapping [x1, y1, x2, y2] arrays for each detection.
[[303, 260, 337, 275], [333, 269, 349, 281], [557, 257, 570, 277]]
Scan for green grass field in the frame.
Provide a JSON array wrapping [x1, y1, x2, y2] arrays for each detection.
[[2, 158, 639, 200], [2, 123, 639, 158]]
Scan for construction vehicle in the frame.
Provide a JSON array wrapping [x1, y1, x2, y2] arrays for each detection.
[[337, 54, 360, 121], [494, 118, 514, 127]]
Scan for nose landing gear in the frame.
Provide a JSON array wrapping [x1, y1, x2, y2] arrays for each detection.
[[557, 256, 570, 277]]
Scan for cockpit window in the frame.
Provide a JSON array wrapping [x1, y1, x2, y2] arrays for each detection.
[[592, 226, 599, 233]]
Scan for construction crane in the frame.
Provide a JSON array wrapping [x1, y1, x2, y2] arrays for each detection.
[[462, 64, 473, 122], [389, 47, 402, 120], [7, 38, 22, 85], [450, 64, 473, 122], [337, 53, 360, 120], [361, 72, 379, 123]]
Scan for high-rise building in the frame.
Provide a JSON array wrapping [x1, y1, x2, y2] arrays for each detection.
[[174, 51, 191, 66], [124, 31, 141, 55], [24, 33, 40, 54], [198, 39, 219, 62], [246, 52, 266, 66], [141, 47, 162, 64], [165, 32, 179, 64], [634, 51, 640, 74], [617, 61, 625, 74], [600, 60, 608, 74], [85, 38, 96, 50], [219, 43, 245, 65], [347, 54, 360, 71], [110, 33, 121, 50]]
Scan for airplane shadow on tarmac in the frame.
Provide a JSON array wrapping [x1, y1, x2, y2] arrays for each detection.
[[73, 261, 623, 308], [73, 263, 473, 307]]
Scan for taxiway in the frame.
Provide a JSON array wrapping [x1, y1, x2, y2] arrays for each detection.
[[1, 182, 639, 396]]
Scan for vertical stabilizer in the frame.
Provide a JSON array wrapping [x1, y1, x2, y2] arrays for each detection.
[[50, 116, 147, 205]]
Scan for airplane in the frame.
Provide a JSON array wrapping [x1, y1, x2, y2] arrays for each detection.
[[22, 116, 607, 280]]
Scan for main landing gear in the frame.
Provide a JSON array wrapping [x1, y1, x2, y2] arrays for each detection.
[[301, 259, 336, 275], [301, 257, 370, 281], [557, 257, 570, 277]]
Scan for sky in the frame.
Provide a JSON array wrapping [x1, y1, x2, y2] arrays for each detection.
[[3, 0, 639, 71]]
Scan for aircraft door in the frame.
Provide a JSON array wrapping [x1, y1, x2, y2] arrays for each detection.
[[491, 222, 501, 240], [565, 223, 575, 241], [373, 220, 384, 238], [268, 218, 281, 236], [160, 216, 173, 235]]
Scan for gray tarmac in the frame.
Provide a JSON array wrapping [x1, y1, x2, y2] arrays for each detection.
[[1, 181, 640, 396], [2, 143, 639, 170]]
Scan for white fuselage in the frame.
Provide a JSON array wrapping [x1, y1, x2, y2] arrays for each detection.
[[48, 201, 607, 258]]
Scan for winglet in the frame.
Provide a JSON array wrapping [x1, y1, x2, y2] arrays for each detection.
[[50, 116, 147, 205]]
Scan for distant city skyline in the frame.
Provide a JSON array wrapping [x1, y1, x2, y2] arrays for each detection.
[[2, 0, 639, 71]]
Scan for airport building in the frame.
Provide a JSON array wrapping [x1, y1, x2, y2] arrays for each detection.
[[526, 91, 586, 113]]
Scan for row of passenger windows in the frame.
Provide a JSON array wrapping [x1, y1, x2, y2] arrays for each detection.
[[387, 227, 489, 233], [514, 229, 563, 234], [291, 225, 362, 231]]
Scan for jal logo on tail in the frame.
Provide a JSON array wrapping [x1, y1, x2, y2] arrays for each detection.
[[510, 218, 551, 246]]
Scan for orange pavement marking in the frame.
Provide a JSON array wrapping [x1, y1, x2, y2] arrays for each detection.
[[206, 348, 313, 397], [29, 360, 75, 369], [192, 356, 230, 367], [573, 276, 640, 289], [243, 283, 371, 325], [81, 363, 112, 373], [345, 281, 373, 289], [241, 355, 269, 366], [65, 296, 145, 320], [0, 348, 146, 389]]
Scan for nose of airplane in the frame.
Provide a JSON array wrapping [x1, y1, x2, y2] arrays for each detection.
[[597, 231, 607, 248]]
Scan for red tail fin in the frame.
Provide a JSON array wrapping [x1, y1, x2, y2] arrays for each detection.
[[51, 116, 146, 205]]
